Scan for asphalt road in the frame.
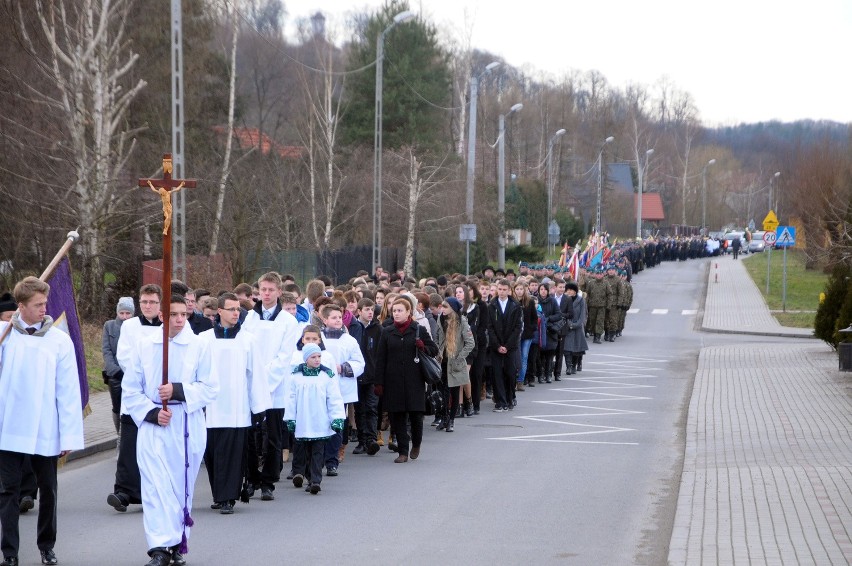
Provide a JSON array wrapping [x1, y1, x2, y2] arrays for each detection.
[[15, 258, 760, 565]]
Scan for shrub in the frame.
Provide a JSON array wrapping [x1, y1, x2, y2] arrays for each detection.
[[814, 263, 851, 348]]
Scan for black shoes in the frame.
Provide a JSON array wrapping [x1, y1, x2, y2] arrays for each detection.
[[0, 557, 16, 566], [145, 549, 170, 566], [170, 547, 186, 566], [431, 417, 443, 428], [352, 444, 366, 455], [554, 375, 561, 381], [326, 466, 338, 477], [219, 501, 234, 514], [19, 496, 34, 513], [40, 550, 57, 565], [306, 483, 321, 494], [107, 492, 129, 512], [537, 376, 545, 384], [366, 441, 380, 455], [260, 487, 274, 501], [593, 335, 602, 344], [445, 420, 454, 432], [292, 474, 304, 488]]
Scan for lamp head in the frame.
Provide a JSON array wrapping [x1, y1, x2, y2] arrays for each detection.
[[774, 171, 781, 177], [393, 10, 416, 24], [555, 128, 567, 137], [646, 148, 655, 156], [708, 159, 716, 165], [485, 61, 501, 72], [605, 136, 614, 144], [509, 103, 523, 114]]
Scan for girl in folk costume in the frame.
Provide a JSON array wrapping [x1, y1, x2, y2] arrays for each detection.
[[284, 344, 345, 494], [123, 296, 218, 566]]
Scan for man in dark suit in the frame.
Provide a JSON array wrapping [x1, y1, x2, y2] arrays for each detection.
[[551, 281, 574, 380], [487, 279, 522, 412]]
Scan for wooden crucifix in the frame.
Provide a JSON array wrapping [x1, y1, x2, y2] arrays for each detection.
[[138, 153, 197, 410]]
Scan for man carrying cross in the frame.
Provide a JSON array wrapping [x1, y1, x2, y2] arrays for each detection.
[[123, 294, 217, 566]]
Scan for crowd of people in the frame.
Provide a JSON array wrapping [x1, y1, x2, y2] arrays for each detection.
[[0, 233, 717, 566]]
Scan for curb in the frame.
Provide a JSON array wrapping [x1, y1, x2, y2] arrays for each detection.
[[68, 438, 116, 463]]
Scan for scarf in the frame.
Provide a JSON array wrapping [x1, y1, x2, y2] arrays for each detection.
[[394, 318, 412, 334], [10, 312, 54, 337]]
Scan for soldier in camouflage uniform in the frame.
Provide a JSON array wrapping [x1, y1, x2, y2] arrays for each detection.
[[603, 264, 621, 342], [616, 270, 633, 337], [584, 267, 607, 344]]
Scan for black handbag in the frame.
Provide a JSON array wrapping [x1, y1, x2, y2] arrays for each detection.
[[424, 384, 444, 416], [414, 325, 442, 386]]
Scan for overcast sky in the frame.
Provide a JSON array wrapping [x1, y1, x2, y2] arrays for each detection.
[[283, 0, 852, 126]]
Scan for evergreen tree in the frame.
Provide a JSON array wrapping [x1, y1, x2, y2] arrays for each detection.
[[341, 0, 451, 153], [814, 264, 851, 347]]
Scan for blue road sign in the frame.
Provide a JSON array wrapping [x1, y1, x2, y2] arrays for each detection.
[[775, 226, 796, 248]]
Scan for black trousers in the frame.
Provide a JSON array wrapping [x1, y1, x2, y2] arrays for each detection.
[[469, 348, 487, 411], [0, 451, 58, 557], [20, 457, 37, 500], [113, 414, 141, 503], [389, 412, 423, 457], [355, 383, 378, 445], [490, 351, 518, 408], [554, 336, 566, 376], [205, 427, 248, 504], [107, 373, 123, 415], [292, 439, 325, 485], [262, 409, 284, 487]]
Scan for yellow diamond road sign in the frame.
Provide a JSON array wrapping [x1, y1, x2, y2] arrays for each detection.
[[762, 210, 779, 232]]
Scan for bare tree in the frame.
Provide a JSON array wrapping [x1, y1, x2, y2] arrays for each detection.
[[13, 0, 145, 316], [210, 2, 240, 255]]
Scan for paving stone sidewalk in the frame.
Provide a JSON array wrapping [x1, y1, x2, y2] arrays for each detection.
[[668, 343, 852, 565], [702, 255, 813, 338], [69, 388, 117, 462]]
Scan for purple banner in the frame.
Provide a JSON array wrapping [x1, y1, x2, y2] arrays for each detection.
[[45, 257, 89, 409]]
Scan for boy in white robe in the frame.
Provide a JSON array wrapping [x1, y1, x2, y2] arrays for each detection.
[[0, 277, 83, 566], [318, 305, 364, 475], [108, 284, 164, 513], [240, 273, 298, 501], [123, 296, 218, 566], [197, 293, 271, 515], [284, 344, 345, 494]]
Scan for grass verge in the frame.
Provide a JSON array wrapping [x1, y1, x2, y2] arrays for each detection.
[[81, 321, 108, 393], [742, 249, 826, 328]]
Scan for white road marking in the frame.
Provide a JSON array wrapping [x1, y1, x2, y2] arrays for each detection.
[[627, 308, 640, 314], [651, 309, 668, 314], [682, 309, 698, 315]]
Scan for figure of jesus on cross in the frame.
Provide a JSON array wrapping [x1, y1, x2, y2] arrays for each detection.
[[138, 153, 196, 409]]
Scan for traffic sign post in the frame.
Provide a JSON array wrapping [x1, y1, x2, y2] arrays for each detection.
[[763, 231, 777, 294], [460, 224, 477, 275], [775, 226, 796, 312], [762, 210, 779, 232]]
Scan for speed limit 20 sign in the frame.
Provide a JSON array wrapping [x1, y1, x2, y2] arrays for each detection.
[[763, 231, 777, 245]]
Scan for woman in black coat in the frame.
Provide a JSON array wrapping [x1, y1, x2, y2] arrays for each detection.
[[537, 283, 560, 383], [465, 284, 489, 415], [374, 297, 438, 463]]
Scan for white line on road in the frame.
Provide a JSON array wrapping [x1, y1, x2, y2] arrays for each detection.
[[627, 308, 640, 314], [652, 309, 668, 314], [681, 309, 698, 315]]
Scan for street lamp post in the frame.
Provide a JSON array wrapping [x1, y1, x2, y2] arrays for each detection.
[[372, 10, 416, 274], [701, 158, 716, 235], [464, 61, 500, 275], [498, 103, 523, 270], [636, 148, 654, 239], [769, 170, 780, 215], [595, 136, 615, 233], [547, 128, 567, 251]]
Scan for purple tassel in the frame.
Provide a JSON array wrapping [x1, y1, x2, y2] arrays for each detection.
[[179, 533, 188, 554], [183, 508, 194, 527]]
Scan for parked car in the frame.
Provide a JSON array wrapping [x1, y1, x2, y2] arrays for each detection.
[[723, 231, 748, 255], [749, 231, 766, 253]]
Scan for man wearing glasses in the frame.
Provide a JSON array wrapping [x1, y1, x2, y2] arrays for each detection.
[[107, 284, 163, 513], [197, 293, 271, 514]]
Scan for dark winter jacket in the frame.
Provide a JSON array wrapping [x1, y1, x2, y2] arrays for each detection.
[[355, 318, 382, 384], [486, 297, 522, 353], [375, 320, 438, 413], [538, 295, 560, 351]]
